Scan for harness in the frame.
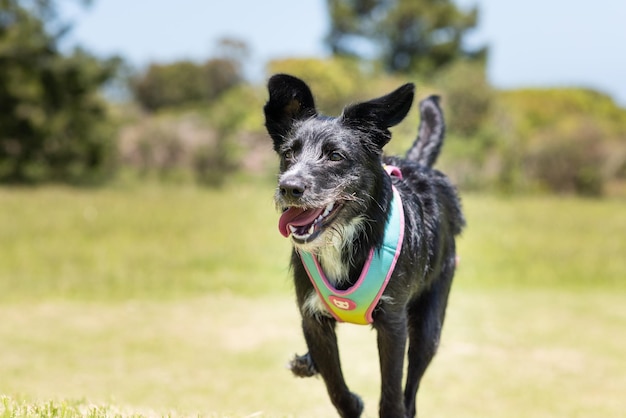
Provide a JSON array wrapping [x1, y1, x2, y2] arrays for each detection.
[[298, 165, 405, 325]]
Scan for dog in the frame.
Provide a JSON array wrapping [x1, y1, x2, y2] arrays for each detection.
[[264, 74, 465, 418]]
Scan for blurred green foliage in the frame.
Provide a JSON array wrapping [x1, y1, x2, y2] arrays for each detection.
[[500, 88, 626, 140], [326, 0, 487, 75], [225, 56, 626, 197], [2, 1, 626, 196], [130, 38, 247, 113], [130, 58, 242, 112], [434, 60, 494, 137], [496, 89, 626, 195], [118, 84, 266, 186], [0, 0, 120, 184]]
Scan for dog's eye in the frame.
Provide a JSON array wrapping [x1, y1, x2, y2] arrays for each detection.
[[283, 150, 294, 161], [329, 151, 343, 162]]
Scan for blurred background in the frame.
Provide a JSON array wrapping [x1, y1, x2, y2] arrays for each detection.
[[2, 0, 626, 193], [1, 1, 625, 417]]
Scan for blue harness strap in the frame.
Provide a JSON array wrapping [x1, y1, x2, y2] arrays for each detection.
[[298, 168, 405, 325]]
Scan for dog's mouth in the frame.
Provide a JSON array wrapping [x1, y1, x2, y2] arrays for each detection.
[[278, 202, 342, 242]]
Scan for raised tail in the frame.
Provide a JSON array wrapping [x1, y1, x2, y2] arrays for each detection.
[[405, 95, 445, 168]]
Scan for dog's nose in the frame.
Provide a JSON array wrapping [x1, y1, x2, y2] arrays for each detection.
[[280, 180, 305, 199]]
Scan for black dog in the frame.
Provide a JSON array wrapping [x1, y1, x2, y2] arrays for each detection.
[[264, 74, 465, 418]]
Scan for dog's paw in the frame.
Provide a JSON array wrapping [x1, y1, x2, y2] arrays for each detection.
[[288, 352, 318, 377], [347, 393, 364, 418], [334, 392, 364, 418]]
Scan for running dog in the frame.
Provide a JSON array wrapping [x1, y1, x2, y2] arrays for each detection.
[[264, 74, 465, 418]]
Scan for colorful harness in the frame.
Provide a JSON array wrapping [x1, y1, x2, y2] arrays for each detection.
[[298, 165, 405, 325]]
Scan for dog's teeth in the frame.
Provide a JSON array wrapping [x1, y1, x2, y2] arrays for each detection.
[[288, 203, 337, 241], [323, 203, 334, 217]]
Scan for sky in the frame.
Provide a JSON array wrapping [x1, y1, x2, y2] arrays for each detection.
[[60, 0, 626, 106]]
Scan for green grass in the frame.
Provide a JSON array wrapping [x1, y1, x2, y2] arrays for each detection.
[[1, 290, 624, 417], [1, 183, 624, 301], [1, 396, 149, 418], [0, 182, 625, 417], [457, 193, 626, 289], [0, 181, 292, 301]]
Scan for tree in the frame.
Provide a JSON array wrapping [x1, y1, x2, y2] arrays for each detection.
[[131, 59, 241, 112], [326, 0, 486, 75], [0, 0, 120, 183], [131, 38, 247, 112]]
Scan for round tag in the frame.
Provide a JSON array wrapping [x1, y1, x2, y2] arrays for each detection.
[[328, 296, 357, 311]]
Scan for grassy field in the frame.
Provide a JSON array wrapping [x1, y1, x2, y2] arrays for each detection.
[[1, 181, 625, 417]]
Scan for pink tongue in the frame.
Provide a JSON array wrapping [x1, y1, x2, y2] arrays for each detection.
[[278, 207, 324, 237]]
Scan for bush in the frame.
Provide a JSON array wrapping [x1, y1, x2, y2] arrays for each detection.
[[118, 84, 266, 186], [131, 58, 242, 112], [525, 118, 606, 196], [0, 2, 120, 184], [494, 89, 626, 196]]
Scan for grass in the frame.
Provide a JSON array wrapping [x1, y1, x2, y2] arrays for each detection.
[[457, 193, 626, 289], [0, 180, 292, 301], [0, 181, 625, 417], [1, 182, 624, 301], [1, 396, 150, 418], [1, 290, 624, 417]]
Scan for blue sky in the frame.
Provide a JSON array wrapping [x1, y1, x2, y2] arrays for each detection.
[[61, 0, 626, 106]]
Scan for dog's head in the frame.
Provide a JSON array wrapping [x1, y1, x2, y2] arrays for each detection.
[[264, 74, 414, 249]]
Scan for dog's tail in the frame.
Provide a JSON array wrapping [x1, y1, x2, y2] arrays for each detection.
[[405, 96, 445, 168]]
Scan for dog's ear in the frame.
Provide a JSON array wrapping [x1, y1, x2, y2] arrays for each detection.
[[264, 74, 317, 152], [341, 83, 415, 148]]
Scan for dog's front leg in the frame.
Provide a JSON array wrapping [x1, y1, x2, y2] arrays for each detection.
[[302, 316, 364, 418], [374, 314, 408, 418]]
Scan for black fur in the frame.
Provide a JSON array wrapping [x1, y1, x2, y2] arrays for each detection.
[[264, 74, 465, 418]]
